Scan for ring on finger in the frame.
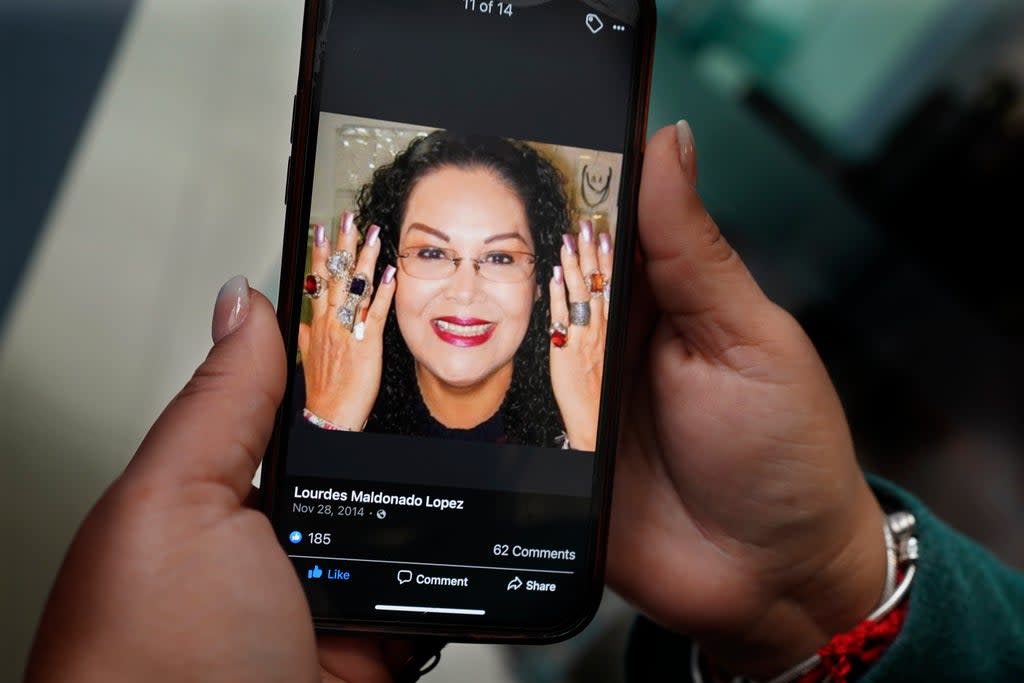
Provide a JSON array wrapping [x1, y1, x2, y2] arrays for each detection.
[[569, 301, 592, 327], [586, 270, 607, 296], [337, 273, 372, 330], [549, 322, 569, 348], [303, 273, 326, 299], [327, 250, 355, 280]]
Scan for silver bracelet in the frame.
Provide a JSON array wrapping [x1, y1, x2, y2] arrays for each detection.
[[302, 408, 352, 432], [690, 511, 919, 683]]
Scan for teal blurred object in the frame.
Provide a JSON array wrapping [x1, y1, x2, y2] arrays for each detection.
[[657, 0, 1014, 161], [647, 3, 879, 314]]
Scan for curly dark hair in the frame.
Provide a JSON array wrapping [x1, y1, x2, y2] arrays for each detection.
[[354, 130, 570, 446]]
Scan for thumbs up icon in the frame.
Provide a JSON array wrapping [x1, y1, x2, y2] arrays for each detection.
[[308, 565, 323, 579]]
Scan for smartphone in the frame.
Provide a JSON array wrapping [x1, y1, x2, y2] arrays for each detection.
[[261, 0, 654, 642]]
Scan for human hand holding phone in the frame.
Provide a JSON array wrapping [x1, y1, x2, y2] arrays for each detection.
[[25, 282, 402, 683], [606, 123, 888, 679]]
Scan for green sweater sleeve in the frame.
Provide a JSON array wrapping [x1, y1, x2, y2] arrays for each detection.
[[861, 475, 1024, 681], [625, 476, 1024, 682]]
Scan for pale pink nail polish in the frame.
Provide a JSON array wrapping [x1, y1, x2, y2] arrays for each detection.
[[314, 224, 326, 247], [553, 266, 564, 285], [563, 234, 576, 255], [677, 120, 696, 177], [367, 224, 381, 247], [600, 233, 612, 254], [213, 275, 250, 344], [382, 265, 397, 285], [341, 211, 355, 235], [580, 220, 594, 243]]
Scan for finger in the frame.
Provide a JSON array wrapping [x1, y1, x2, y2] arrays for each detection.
[[560, 233, 590, 308], [298, 321, 311, 358], [123, 277, 286, 504], [335, 209, 359, 254], [639, 122, 769, 353], [549, 266, 569, 327], [309, 223, 330, 318], [319, 636, 394, 683], [577, 218, 604, 318], [548, 266, 570, 352], [367, 265, 398, 329], [598, 231, 614, 293], [353, 224, 382, 285], [327, 211, 359, 309]]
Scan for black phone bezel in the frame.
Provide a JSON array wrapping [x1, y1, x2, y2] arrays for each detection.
[[261, 0, 656, 644]]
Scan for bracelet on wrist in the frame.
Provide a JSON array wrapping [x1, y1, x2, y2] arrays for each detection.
[[303, 409, 352, 432], [691, 511, 919, 683]]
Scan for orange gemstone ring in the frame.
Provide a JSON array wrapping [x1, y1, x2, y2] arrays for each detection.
[[587, 270, 607, 295]]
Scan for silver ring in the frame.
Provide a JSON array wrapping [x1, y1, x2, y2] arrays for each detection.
[[337, 303, 358, 331], [337, 273, 371, 331], [569, 301, 591, 327], [326, 250, 354, 280]]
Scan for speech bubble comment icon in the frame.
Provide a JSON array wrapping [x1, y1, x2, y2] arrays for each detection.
[[397, 570, 413, 585]]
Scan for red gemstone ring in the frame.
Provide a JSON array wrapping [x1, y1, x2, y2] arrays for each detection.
[[549, 322, 569, 348], [303, 273, 326, 299]]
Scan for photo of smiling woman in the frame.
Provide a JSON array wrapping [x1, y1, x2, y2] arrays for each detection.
[[293, 117, 623, 452]]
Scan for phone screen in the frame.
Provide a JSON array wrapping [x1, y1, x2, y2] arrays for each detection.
[[265, 0, 653, 640]]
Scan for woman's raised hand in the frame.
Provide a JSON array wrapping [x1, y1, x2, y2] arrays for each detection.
[[548, 219, 614, 451], [299, 211, 396, 431]]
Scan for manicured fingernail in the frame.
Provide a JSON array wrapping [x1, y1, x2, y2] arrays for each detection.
[[562, 234, 576, 255], [676, 120, 695, 174], [341, 211, 355, 235], [213, 275, 250, 344], [580, 220, 594, 243], [600, 233, 612, 254], [314, 224, 326, 247], [553, 266, 564, 285], [367, 224, 381, 247], [382, 265, 397, 285]]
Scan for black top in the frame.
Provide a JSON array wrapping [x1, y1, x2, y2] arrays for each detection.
[[291, 366, 508, 445]]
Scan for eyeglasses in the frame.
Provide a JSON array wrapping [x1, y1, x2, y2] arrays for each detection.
[[398, 246, 537, 283]]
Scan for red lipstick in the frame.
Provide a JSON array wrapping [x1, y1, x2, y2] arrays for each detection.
[[431, 317, 497, 348]]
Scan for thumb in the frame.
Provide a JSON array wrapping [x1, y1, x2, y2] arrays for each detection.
[[124, 275, 286, 503], [638, 122, 771, 354]]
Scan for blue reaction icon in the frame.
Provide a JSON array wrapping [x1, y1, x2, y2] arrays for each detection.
[[289, 530, 303, 545], [308, 565, 323, 580]]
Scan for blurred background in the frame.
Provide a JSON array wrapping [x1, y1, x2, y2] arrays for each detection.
[[3, 0, 1022, 680]]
